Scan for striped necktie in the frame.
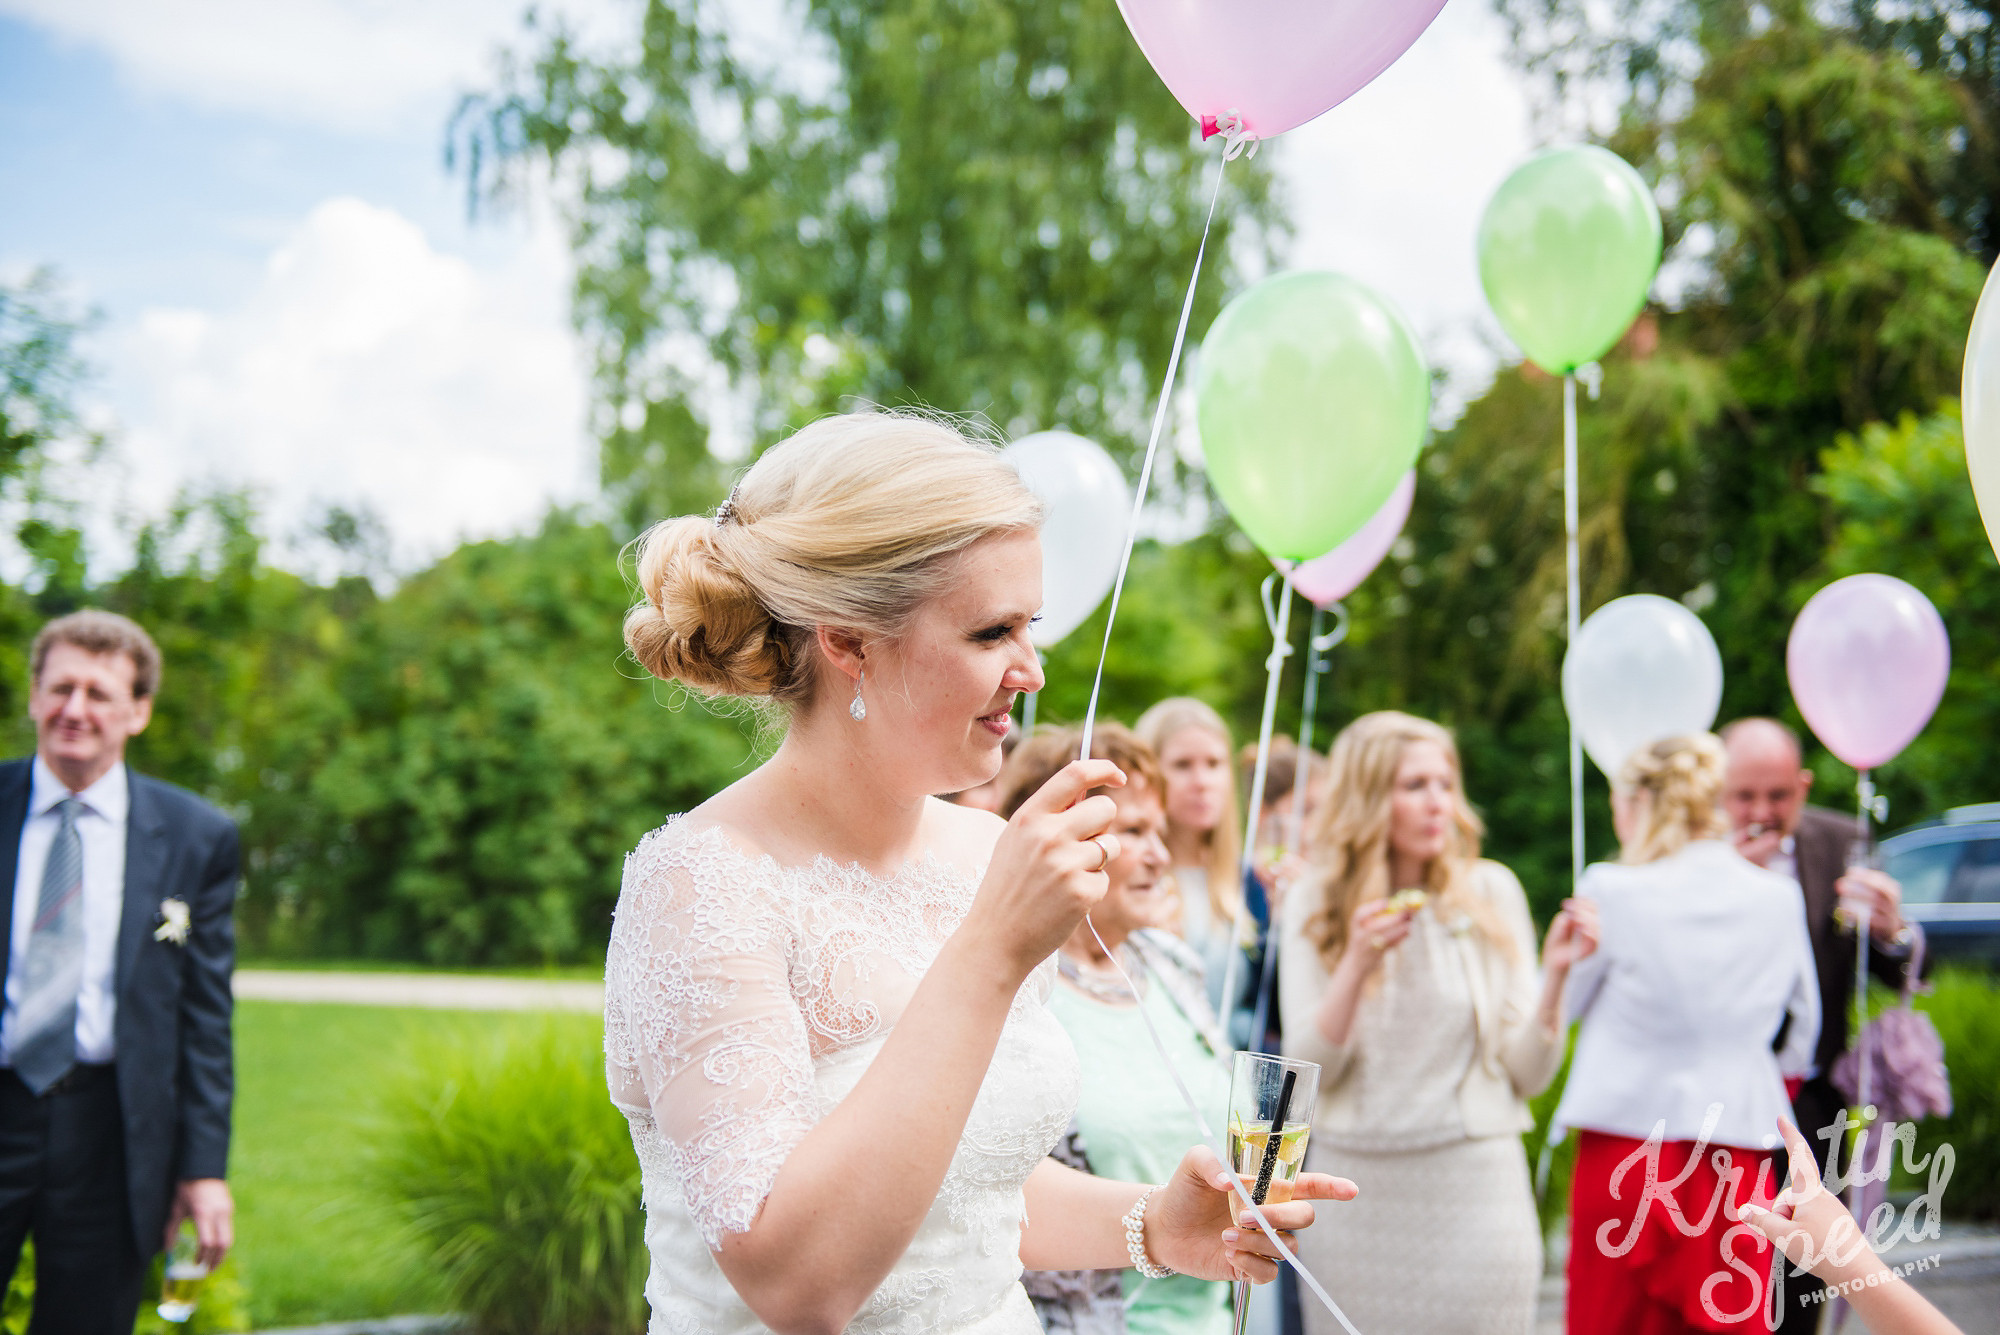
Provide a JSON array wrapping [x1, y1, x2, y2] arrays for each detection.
[[13, 798, 84, 1094]]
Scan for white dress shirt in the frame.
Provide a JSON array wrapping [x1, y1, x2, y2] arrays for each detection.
[[1553, 839, 1819, 1150], [1766, 833, 1798, 883], [4, 756, 127, 1066]]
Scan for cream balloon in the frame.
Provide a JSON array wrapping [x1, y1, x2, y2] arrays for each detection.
[[1005, 431, 1131, 647], [1562, 594, 1724, 779], [1966, 258, 2000, 561]]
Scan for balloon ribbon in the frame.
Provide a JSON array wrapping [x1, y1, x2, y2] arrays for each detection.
[[1564, 372, 1583, 891], [1216, 574, 1293, 1038], [1249, 601, 1349, 1051], [1070, 130, 1361, 1335], [1083, 917, 1364, 1335], [1077, 148, 1230, 760]]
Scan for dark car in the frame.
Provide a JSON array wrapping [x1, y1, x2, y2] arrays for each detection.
[[1880, 804, 2000, 970]]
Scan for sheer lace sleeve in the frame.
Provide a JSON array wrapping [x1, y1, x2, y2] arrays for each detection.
[[605, 823, 818, 1249]]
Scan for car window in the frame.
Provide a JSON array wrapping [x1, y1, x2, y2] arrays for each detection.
[[1886, 839, 1962, 905], [1946, 839, 2000, 904]]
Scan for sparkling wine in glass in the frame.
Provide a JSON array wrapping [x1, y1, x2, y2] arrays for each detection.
[[157, 1224, 208, 1324], [1227, 1051, 1320, 1335]]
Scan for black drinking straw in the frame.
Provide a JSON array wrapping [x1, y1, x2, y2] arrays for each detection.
[[1251, 1068, 1297, 1205]]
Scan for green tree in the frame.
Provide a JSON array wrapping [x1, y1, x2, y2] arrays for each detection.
[[0, 271, 106, 740], [260, 514, 749, 964], [0, 269, 98, 491], [458, 0, 1276, 530], [1808, 403, 2000, 815], [1325, 1, 2000, 909]]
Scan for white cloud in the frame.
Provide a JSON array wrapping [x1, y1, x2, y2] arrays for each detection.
[[0, 0, 632, 134], [1272, 0, 1537, 414], [111, 196, 592, 568]]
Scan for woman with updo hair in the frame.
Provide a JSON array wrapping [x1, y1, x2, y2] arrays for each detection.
[[1278, 710, 1594, 1335], [1555, 732, 1820, 1335], [605, 412, 1352, 1335]]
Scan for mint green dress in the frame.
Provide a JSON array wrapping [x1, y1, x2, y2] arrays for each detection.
[[1046, 934, 1235, 1335]]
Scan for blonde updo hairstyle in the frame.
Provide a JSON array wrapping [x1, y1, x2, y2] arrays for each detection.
[[1614, 732, 1730, 865], [624, 412, 1042, 707], [1303, 711, 1512, 967]]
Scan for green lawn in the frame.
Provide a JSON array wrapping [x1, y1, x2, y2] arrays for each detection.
[[232, 1002, 605, 1327]]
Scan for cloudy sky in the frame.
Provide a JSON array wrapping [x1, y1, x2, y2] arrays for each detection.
[[0, 0, 1540, 572]]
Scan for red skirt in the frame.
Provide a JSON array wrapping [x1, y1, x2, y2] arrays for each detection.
[[1567, 1129, 1780, 1335]]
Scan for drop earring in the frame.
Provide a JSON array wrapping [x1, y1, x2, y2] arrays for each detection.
[[849, 670, 866, 722]]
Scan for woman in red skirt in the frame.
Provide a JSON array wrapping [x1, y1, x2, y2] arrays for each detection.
[[1554, 734, 1821, 1333]]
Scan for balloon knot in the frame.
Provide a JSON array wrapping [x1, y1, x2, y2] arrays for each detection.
[[1201, 109, 1259, 160]]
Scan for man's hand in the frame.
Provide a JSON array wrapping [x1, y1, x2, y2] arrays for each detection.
[[1835, 867, 1906, 944], [166, 1178, 233, 1269], [1733, 824, 1785, 869]]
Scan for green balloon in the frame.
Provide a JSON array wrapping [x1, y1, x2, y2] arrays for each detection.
[[1477, 145, 1663, 375], [1196, 271, 1430, 563]]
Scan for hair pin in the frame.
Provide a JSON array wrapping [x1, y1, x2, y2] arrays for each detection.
[[714, 484, 742, 528]]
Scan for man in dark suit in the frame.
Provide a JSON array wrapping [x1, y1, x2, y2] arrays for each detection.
[[0, 610, 237, 1330], [1720, 717, 1912, 1333]]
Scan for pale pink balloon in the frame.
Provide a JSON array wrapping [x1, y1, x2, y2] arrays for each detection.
[[1277, 471, 1416, 608], [1786, 574, 1950, 770], [1114, 0, 1451, 142]]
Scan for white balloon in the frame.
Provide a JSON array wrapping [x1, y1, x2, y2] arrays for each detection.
[[1005, 431, 1131, 647], [1965, 258, 2000, 562], [1561, 594, 1724, 779]]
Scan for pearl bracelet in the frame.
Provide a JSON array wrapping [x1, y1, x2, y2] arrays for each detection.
[[1121, 1186, 1175, 1279]]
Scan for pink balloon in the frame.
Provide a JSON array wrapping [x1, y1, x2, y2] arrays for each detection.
[[1113, 0, 1451, 142], [1277, 471, 1416, 607], [1786, 574, 1950, 770]]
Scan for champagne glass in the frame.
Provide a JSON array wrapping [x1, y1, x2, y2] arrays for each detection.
[[157, 1223, 208, 1324], [1834, 837, 1880, 936], [1227, 1051, 1320, 1335]]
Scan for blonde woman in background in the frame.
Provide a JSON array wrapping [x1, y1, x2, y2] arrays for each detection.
[[1279, 711, 1598, 1335], [1557, 734, 1818, 1335], [1135, 699, 1244, 1018]]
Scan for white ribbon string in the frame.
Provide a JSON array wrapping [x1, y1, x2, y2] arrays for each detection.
[[1249, 601, 1349, 1048], [1217, 575, 1293, 1031], [1083, 916, 1364, 1335], [1213, 110, 1261, 161], [1563, 373, 1583, 893], [1078, 149, 1230, 761], [1067, 130, 1357, 1333]]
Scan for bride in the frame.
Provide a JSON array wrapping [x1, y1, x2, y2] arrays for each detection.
[[606, 412, 1355, 1335]]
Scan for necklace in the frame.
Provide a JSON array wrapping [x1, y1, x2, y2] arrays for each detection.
[[1057, 944, 1147, 1004]]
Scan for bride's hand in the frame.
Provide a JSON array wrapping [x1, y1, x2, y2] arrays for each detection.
[[1145, 1145, 1358, 1283], [964, 759, 1126, 979]]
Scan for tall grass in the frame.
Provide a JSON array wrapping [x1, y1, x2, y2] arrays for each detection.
[[374, 1022, 649, 1334]]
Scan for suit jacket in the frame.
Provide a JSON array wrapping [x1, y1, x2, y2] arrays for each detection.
[[0, 758, 238, 1258], [1793, 804, 1913, 1074]]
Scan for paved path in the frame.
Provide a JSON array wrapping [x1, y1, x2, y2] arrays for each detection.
[[233, 969, 603, 1012]]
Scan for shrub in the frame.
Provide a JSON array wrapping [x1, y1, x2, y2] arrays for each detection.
[[1899, 968, 2000, 1220], [1524, 1031, 1579, 1243], [375, 1021, 649, 1334]]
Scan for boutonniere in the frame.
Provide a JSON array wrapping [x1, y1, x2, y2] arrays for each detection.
[[154, 898, 191, 946]]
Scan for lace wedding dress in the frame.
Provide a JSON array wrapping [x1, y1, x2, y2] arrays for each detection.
[[605, 816, 1081, 1335]]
